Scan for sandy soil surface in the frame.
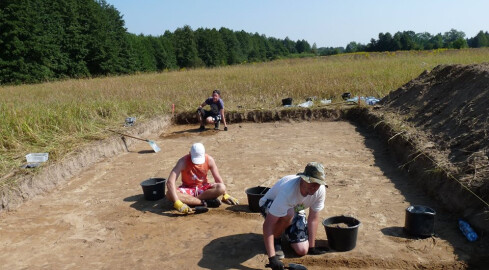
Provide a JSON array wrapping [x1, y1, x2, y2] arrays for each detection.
[[0, 121, 476, 269]]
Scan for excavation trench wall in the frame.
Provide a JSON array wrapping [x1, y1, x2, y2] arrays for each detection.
[[0, 115, 172, 212], [346, 108, 489, 233], [174, 107, 346, 124]]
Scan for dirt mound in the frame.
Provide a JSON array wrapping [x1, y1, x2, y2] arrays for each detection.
[[380, 63, 489, 207]]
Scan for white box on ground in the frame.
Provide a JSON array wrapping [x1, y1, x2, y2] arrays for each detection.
[[26, 153, 49, 163]]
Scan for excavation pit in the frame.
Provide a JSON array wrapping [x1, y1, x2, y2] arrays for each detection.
[[1, 117, 482, 269]]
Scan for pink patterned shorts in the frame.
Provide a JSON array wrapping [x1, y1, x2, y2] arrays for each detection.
[[177, 183, 213, 197]]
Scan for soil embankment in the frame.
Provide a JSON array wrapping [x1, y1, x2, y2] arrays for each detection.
[[0, 115, 172, 212], [378, 64, 489, 232], [382, 64, 489, 195]]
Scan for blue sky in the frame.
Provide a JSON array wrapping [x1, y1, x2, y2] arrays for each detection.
[[105, 0, 489, 48]]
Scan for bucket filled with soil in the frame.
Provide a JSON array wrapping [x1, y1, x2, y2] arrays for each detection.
[[323, 215, 361, 251], [140, 178, 167, 201], [245, 186, 270, 212], [404, 205, 436, 237]]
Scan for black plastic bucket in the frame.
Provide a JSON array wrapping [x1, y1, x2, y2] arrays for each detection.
[[282, 98, 293, 106], [245, 186, 270, 212], [140, 178, 167, 201], [404, 205, 436, 237], [341, 92, 351, 100], [322, 215, 361, 251]]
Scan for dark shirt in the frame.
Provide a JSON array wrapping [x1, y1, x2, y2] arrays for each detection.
[[205, 97, 224, 116]]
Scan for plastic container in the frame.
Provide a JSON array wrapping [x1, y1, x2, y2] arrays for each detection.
[[404, 205, 436, 237], [322, 215, 361, 251], [25, 153, 49, 163], [125, 117, 136, 126], [297, 100, 313, 108], [245, 186, 270, 212], [140, 178, 167, 201], [458, 219, 478, 242], [365, 97, 380, 106]]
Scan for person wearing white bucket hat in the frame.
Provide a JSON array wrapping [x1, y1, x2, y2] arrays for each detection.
[[259, 162, 328, 269], [166, 143, 239, 214]]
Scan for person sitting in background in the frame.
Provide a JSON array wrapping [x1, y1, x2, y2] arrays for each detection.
[[260, 162, 328, 270], [197, 89, 228, 131], [166, 143, 238, 214]]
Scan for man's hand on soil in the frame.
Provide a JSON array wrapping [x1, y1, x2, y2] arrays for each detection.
[[267, 256, 284, 270], [174, 200, 192, 214], [221, 193, 239, 205], [308, 246, 328, 255], [224, 126, 228, 131]]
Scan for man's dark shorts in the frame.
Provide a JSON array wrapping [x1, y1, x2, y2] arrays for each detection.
[[202, 110, 221, 122], [260, 199, 309, 243]]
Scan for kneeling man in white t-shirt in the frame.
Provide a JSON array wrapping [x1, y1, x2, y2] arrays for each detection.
[[259, 162, 329, 270]]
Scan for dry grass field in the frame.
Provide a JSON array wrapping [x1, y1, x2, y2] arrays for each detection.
[[2, 48, 489, 182]]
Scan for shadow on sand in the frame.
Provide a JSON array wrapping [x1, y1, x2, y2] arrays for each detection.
[[124, 194, 225, 217], [198, 233, 264, 270], [123, 194, 184, 217], [137, 149, 157, 154]]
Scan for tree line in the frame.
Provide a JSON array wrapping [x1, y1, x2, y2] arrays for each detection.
[[318, 29, 489, 56], [2, 0, 489, 85], [0, 0, 314, 85]]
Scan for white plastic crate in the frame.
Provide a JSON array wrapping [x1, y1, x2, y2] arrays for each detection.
[[25, 153, 49, 163]]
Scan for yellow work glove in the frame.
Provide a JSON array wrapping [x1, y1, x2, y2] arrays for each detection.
[[174, 200, 192, 214], [222, 193, 239, 205]]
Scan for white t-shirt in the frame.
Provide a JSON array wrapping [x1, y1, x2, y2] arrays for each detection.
[[258, 175, 326, 217]]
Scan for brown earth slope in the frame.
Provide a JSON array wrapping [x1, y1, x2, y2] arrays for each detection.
[[380, 64, 489, 205]]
